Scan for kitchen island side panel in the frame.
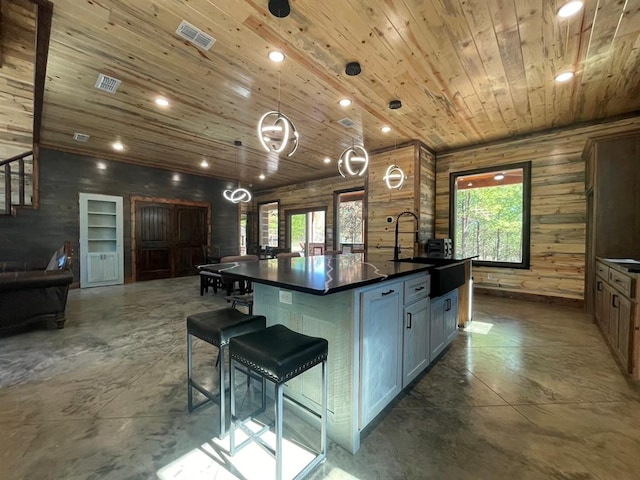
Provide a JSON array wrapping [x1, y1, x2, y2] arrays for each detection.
[[252, 283, 361, 453]]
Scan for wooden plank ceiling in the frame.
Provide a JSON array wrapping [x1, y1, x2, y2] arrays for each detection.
[[0, 0, 35, 160], [18, 0, 640, 188]]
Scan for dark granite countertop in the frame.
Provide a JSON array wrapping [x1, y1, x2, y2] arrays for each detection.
[[199, 254, 433, 295]]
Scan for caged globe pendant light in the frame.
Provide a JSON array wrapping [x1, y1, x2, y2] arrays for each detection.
[[338, 143, 369, 177], [223, 141, 252, 204]]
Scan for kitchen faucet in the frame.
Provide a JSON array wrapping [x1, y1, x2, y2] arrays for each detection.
[[394, 211, 419, 261]]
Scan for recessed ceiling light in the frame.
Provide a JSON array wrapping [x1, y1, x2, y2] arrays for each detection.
[[112, 141, 124, 151], [339, 98, 352, 107], [155, 97, 170, 107], [381, 126, 391, 133], [494, 173, 505, 180], [323, 157, 331, 164], [172, 173, 180, 181], [558, 1, 584, 18], [268, 50, 285, 63], [200, 160, 209, 168], [555, 71, 574, 82], [259, 174, 265, 180], [97, 162, 106, 170]]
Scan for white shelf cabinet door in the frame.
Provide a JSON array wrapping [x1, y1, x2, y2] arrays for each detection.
[[359, 281, 403, 428], [87, 253, 120, 284], [402, 297, 431, 388], [79, 193, 124, 288]]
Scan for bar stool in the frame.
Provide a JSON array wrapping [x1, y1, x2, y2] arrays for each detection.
[[229, 324, 328, 480], [186, 308, 266, 438], [225, 293, 254, 315]]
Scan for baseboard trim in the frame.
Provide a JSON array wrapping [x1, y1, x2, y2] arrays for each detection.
[[475, 287, 584, 309]]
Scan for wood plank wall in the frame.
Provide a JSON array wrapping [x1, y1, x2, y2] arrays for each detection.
[[0, 148, 238, 283], [251, 174, 363, 252], [419, 144, 436, 244], [367, 143, 421, 263], [436, 116, 640, 301]]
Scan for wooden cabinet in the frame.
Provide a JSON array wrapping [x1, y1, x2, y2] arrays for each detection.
[[430, 289, 459, 361], [584, 132, 640, 313], [402, 274, 430, 388], [594, 259, 639, 379], [360, 280, 403, 427], [79, 193, 124, 288]]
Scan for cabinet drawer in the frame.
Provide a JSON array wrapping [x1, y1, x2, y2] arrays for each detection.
[[596, 262, 609, 279], [404, 275, 430, 305], [608, 269, 633, 298]]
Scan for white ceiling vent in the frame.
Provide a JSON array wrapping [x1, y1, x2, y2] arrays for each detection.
[[176, 20, 216, 51], [95, 74, 121, 94], [73, 133, 90, 143], [338, 118, 356, 129]]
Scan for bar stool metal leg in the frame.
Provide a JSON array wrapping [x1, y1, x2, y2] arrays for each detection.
[[275, 383, 284, 480], [187, 333, 194, 411]]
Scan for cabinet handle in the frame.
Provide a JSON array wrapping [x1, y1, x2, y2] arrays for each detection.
[[407, 312, 412, 329], [612, 294, 620, 309], [381, 289, 395, 296], [596, 281, 603, 292], [445, 298, 451, 311], [414, 286, 425, 292]]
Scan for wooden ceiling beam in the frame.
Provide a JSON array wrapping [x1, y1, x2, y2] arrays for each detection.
[[30, 0, 52, 146]]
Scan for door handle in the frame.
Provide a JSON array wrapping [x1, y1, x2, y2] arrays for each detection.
[[407, 312, 412, 329], [381, 289, 395, 296]]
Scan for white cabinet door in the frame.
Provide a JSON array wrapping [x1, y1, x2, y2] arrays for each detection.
[[402, 297, 430, 388], [87, 253, 119, 284], [360, 281, 402, 428]]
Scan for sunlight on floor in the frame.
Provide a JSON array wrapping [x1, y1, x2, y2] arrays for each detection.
[[464, 321, 494, 335], [157, 420, 360, 480]]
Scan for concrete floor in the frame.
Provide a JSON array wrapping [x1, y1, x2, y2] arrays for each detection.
[[1, 277, 639, 480]]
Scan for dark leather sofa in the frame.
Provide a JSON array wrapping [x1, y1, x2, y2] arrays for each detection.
[[0, 243, 74, 332]]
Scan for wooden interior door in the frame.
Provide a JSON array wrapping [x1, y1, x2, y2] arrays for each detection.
[[135, 201, 207, 281], [136, 202, 173, 281], [175, 206, 207, 276]]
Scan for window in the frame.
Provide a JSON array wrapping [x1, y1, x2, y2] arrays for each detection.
[[287, 208, 326, 255], [449, 162, 531, 269], [258, 201, 279, 248], [240, 213, 247, 255], [335, 189, 364, 249]]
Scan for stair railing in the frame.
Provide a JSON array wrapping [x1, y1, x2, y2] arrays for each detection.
[[1, 151, 34, 215]]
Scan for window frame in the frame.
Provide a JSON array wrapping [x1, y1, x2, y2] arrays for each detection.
[[257, 200, 280, 248], [285, 206, 328, 253], [448, 161, 532, 269], [333, 188, 366, 250]]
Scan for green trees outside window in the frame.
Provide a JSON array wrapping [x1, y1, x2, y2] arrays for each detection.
[[450, 162, 531, 269]]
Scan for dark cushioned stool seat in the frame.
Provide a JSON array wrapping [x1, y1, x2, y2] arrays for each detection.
[[186, 308, 266, 439], [230, 324, 328, 384], [187, 308, 264, 347], [229, 324, 328, 480]]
